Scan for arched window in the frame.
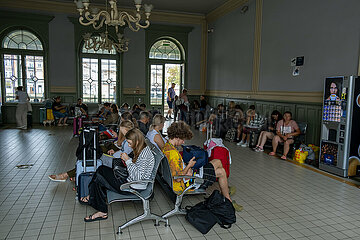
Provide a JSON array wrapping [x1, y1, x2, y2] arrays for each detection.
[[149, 39, 181, 60], [148, 38, 184, 107], [80, 36, 118, 103], [1, 29, 45, 102]]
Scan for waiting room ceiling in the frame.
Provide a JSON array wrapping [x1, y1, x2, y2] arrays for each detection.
[[57, 0, 227, 15]]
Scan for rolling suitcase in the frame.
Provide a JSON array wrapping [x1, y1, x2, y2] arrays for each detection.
[[39, 108, 46, 124], [76, 128, 102, 202]]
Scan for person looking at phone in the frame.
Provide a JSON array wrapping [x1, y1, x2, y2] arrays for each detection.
[[81, 128, 154, 222], [163, 121, 242, 211]]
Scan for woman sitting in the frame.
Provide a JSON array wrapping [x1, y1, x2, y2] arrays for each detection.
[[254, 110, 282, 152], [146, 114, 166, 151], [269, 111, 300, 159], [163, 121, 242, 211], [81, 128, 155, 222], [99, 104, 120, 133]]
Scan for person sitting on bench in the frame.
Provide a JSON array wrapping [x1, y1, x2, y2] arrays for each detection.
[[146, 114, 166, 151], [253, 110, 282, 152], [49, 120, 134, 182], [163, 121, 242, 211], [269, 111, 300, 160], [81, 128, 155, 222]]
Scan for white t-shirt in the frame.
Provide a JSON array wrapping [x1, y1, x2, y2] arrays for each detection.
[[16, 91, 29, 103]]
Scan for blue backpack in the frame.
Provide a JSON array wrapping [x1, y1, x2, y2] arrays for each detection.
[[182, 145, 208, 170]]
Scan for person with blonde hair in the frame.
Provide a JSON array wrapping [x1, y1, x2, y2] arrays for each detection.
[[146, 114, 166, 151], [82, 128, 154, 222]]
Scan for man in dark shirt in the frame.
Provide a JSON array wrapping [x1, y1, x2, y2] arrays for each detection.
[[137, 111, 150, 135], [75, 98, 88, 115], [200, 95, 207, 111], [52, 96, 69, 126]]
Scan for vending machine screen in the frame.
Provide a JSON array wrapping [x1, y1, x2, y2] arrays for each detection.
[[323, 78, 346, 122]]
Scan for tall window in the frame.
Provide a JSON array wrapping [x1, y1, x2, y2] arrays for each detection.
[[1, 29, 45, 102], [149, 39, 184, 107], [80, 36, 118, 103]]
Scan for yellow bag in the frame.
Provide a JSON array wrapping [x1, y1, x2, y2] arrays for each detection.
[[293, 149, 308, 163], [46, 109, 54, 121]]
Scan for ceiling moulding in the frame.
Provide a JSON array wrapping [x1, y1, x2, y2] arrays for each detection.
[[0, 0, 205, 25], [205, 90, 323, 104], [206, 0, 249, 23]]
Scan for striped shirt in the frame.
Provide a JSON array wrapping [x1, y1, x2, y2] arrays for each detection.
[[125, 146, 154, 189]]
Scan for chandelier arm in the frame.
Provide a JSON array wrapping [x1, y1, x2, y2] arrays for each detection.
[[118, 12, 143, 32], [79, 11, 111, 30]]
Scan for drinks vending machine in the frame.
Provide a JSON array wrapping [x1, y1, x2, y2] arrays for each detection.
[[319, 76, 360, 177]]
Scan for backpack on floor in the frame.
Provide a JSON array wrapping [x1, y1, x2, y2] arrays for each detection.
[[185, 202, 218, 234], [225, 128, 237, 142]]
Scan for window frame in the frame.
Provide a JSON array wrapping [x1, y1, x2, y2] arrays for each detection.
[[0, 28, 46, 104], [79, 38, 120, 104]]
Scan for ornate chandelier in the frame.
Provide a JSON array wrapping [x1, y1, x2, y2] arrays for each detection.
[[74, 0, 153, 33], [83, 31, 129, 53]]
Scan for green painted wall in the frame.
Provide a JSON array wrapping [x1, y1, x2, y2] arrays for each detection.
[[207, 96, 322, 145]]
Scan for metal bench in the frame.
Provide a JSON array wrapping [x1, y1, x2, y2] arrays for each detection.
[[106, 140, 167, 234]]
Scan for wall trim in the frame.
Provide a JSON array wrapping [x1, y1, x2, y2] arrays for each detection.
[[200, 20, 207, 94], [252, 0, 262, 93], [206, 90, 323, 103], [123, 88, 146, 95], [206, 0, 249, 23], [188, 89, 202, 95], [50, 86, 76, 93]]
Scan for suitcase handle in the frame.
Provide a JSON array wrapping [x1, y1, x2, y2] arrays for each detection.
[[82, 128, 97, 171]]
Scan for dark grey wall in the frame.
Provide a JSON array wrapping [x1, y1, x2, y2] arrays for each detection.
[[259, 0, 360, 92], [187, 24, 202, 90], [122, 28, 146, 88], [207, 1, 256, 91]]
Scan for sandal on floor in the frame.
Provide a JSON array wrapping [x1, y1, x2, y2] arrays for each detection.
[[48, 175, 67, 182], [268, 152, 276, 156], [79, 196, 90, 205], [84, 214, 108, 222], [280, 155, 287, 160]]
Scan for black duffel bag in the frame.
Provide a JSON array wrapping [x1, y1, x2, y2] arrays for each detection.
[[185, 202, 218, 234], [206, 190, 236, 228], [185, 190, 236, 234]]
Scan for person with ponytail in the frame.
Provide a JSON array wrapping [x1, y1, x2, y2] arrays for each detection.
[[146, 114, 166, 151], [82, 128, 155, 222]]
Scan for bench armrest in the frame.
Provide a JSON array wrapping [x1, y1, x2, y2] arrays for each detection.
[[120, 180, 154, 191]]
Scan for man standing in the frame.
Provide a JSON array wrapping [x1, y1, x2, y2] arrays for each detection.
[[15, 86, 30, 130], [166, 83, 176, 120]]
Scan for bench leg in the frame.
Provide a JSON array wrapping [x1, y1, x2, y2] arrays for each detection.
[[117, 199, 168, 234], [161, 194, 187, 219]]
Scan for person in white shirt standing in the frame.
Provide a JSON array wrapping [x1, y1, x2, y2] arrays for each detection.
[[15, 86, 30, 130]]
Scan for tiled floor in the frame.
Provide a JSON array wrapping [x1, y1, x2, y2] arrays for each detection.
[[1, 125, 360, 240]]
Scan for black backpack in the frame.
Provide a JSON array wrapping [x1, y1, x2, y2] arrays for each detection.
[[185, 190, 236, 234], [75, 128, 101, 160]]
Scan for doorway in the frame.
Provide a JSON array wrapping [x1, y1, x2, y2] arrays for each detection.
[[150, 63, 183, 114]]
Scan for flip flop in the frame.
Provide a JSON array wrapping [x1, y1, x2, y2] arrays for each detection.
[[281, 155, 287, 160], [268, 152, 276, 156], [79, 197, 90, 205], [48, 175, 66, 182], [84, 214, 108, 222]]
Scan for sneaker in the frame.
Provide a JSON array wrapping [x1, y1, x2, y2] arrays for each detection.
[[236, 140, 244, 146], [229, 186, 236, 196], [254, 147, 264, 152], [57, 123, 63, 126], [16, 126, 25, 129], [21, 126, 27, 130], [232, 200, 243, 212], [63, 123, 69, 126], [241, 142, 249, 147]]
